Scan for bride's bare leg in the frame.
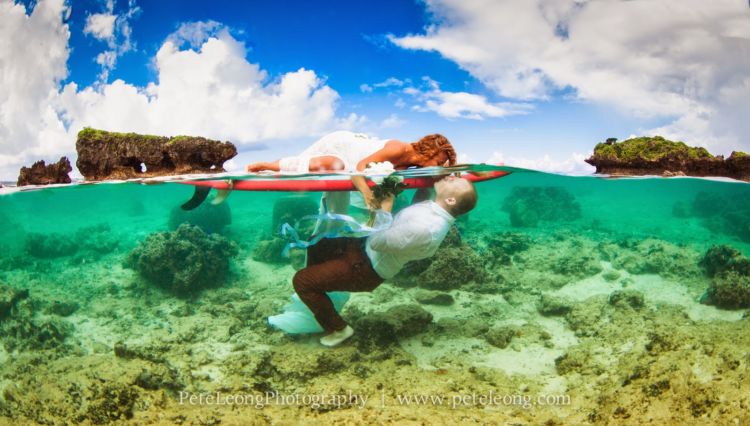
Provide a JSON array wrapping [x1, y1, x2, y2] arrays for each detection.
[[246, 161, 280, 172], [308, 156, 345, 172]]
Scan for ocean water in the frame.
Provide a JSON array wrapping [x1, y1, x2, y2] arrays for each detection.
[[1, 166, 749, 424]]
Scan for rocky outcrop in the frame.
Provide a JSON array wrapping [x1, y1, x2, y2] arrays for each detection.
[[76, 128, 237, 181], [585, 136, 750, 181], [16, 157, 72, 186]]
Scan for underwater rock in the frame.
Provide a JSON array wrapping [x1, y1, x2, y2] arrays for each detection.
[[417, 246, 489, 290], [0, 284, 28, 319], [16, 157, 72, 186], [702, 271, 750, 310], [84, 382, 139, 424], [585, 136, 750, 181], [482, 231, 532, 266], [353, 304, 433, 345], [168, 201, 231, 235], [75, 128, 237, 181], [700, 245, 750, 277], [24, 224, 119, 260], [272, 195, 318, 234], [538, 294, 573, 316], [485, 325, 518, 348], [25, 232, 78, 258], [501, 186, 581, 227], [555, 346, 593, 375], [252, 237, 289, 264], [124, 224, 239, 297], [0, 292, 74, 352], [599, 238, 700, 279], [45, 300, 80, 317], [699, 245, 750, 309], [413, 289, 454, 306], [134, 365, 185, 392], [608, 290, 645, 310]]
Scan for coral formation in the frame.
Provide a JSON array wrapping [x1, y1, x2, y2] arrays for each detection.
[[416, 246, 488, 290], [0, 286, 73, 352], [168, 202, 232, 235], [76, 128, 237, 181], [16, 157, 72, 186], [124, 224, 238, 297], [413, 289, 454, 306], [700, 245, 750, 309], [351, 304, 433, 347], [501, 186, 581, 227]]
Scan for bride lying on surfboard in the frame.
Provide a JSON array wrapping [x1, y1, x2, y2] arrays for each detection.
[[245, 130, 457, 211]]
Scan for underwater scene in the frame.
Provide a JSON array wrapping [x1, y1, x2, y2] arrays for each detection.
[[1, 166, 750, 425]]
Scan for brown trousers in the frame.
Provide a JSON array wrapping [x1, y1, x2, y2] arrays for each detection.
[[292, 237, 384, 332]]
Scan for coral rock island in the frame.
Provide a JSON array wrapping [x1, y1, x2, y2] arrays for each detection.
[[585, 136, 750, 181], [16, 157, 73, 187], [76, 128, 237, 181]]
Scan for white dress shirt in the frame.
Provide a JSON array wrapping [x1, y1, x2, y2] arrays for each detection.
[[365, 200, 455, 279]]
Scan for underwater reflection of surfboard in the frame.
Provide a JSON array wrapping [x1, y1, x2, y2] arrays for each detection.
[[178, 170, 511, 210]]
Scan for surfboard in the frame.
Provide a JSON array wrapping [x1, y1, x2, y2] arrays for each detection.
[[178, 170, 511, 210]]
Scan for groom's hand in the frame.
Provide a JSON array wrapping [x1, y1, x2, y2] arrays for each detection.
[[380, 194, 395, 213]]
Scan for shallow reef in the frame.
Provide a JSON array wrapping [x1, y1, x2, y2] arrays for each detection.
[[124, 224, 239, 297], [23, 224, 120, 263], [501, 186, 581, 227]]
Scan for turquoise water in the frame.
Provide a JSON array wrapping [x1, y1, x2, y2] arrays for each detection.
[[2, 166, 748, 257], [2, 166, 750, 423]]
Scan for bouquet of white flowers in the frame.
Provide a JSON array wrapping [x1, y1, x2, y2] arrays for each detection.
[[364, 162, 406, 226]]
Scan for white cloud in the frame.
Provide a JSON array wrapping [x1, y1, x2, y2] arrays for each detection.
[[83, 0, 141, 82], [391, 0, 750, 153], [0, 0, 71, 180], [61, 26, 361, 145], [380, 113, 405, 129], [167, 20, 222, 49], [373, 77, 406, 88], [84, 12, 116, 40], [404, 77, 532, 120], [359, 83, 373, 93], [0, 5, 360, 181], [489, 151, 594, 175]]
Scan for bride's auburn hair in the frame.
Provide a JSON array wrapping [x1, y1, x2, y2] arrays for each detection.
[[411, 134, 457, 166]]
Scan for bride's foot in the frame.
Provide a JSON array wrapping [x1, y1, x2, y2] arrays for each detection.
[[319, 325, 354, 347]]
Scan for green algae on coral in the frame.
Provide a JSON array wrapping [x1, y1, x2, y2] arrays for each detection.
[[124, 224, 238, 297], [591, 136, 713, 162]]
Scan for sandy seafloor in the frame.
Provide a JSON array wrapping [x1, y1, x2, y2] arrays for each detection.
[[1, 166, 750, 425]]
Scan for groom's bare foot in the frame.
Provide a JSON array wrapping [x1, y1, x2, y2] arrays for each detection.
[[319, 325, 354, 347]]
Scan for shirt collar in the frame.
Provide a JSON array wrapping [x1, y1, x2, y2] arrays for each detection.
[[427, 200, 455, 224]]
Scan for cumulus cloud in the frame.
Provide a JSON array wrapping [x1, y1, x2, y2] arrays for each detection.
[[59, 27, 360, 143], [0, 0, 71, 180], [489, 151, 594, 175], [380, 113, 406, 129], [391, 0, 750, 153], [84, 12, 116, 40], [405, 77, 532, 120], [0, 3, 359, 180], [83, 0, 141, 82]]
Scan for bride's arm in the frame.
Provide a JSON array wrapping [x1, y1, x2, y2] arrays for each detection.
[[351, 142, 404, 209]]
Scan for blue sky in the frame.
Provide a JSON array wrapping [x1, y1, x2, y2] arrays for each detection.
[[2, 0, 748, 179]]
